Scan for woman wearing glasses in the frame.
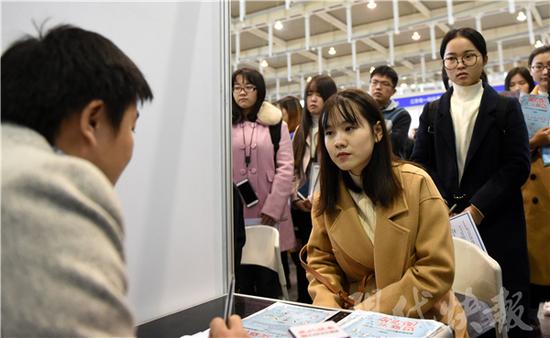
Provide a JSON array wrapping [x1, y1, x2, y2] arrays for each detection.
[[524, 45, 550, 309], [412, 28, 532, 337], [232, 68, 296, 298]]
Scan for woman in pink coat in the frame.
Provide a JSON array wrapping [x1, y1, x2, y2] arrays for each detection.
[[232, 68, 296, 298]]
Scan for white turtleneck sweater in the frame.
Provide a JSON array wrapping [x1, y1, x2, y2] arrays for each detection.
[[450, 80, 484, 182], [347, 172, 376, 243]]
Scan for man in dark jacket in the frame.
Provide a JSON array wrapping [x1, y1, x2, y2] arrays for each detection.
[[369, 66, 412, 158]]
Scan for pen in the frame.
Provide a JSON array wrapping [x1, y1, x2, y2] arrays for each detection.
[[449, 204, 457, 214], [223, 276, 235, 325]]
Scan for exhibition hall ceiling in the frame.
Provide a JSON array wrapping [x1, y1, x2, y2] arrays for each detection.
[[230, 0, 550, 97]]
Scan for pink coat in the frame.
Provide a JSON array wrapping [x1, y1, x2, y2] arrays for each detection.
[[232, 102, 297, 252]]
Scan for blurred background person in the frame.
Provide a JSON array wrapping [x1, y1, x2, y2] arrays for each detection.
[[290, 75, 337, 303], [368, 66, 411, 159], [275, 96, 302, 139], [231, 68, 296, 298], [504, 67, 535, 95], [411, 27, 533, 337], [523, 45, 550, 312]]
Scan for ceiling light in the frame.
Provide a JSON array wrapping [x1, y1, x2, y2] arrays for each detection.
[[400, 83, 408, 88], [367, 0, 377, 9], [306, 76, 312, 82], [328, 46, 336, 55], [516, 11, 526, 22], [274, 20, 284, 31], [260, 59, 269, 68], [534, 40, 544, 48], [369, 66, 375, 73], [412, 31, 421, 41]]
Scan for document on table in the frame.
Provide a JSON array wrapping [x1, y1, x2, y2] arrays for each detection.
[[242, 302, 338, 338], [337, 311, 448, 337], [450, 212, 487, 252]]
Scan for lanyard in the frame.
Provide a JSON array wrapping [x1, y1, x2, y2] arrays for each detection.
[[241, 122, 256, 167]]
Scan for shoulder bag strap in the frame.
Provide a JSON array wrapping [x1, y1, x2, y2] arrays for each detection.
[[299, 245, 355, 309]]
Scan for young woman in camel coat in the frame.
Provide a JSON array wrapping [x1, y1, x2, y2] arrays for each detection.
[[306, 89, 468, 337]]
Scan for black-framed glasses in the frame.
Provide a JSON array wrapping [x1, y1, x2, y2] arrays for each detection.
[[531, 63, 550, 72], [443, 53, 480, 70], [233, 85, 256, 94]]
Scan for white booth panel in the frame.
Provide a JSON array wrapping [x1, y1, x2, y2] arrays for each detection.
[[2, 2, 230, 323]]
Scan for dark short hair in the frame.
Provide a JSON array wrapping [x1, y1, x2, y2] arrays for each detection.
[[316, 89, 402, 216], [440, 27, 487, 59], [370, 65, 398, 88], [504, 67, 535, 92], [1, 24, 153, 144], [528, 45, 550, 66], [232, 68, 266, 124]]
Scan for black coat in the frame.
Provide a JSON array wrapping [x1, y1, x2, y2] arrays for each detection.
[[411, 84, 531, 297]]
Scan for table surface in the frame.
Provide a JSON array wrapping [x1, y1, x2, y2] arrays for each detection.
[[136, 293, 454, 338], [137, 294, 350, 337]]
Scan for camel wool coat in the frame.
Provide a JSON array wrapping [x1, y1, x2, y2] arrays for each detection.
[[523, 85, 550, 285], [307, 163, 468, 337]]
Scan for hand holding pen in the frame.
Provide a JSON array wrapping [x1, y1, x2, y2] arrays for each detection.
[[208, 276, 248, 338]]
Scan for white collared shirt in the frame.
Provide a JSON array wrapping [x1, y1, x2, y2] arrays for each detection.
[[347, 172, 376, 243]]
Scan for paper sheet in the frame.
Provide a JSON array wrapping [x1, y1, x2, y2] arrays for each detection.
[[337, 311, 446, 337], [450, 212, 487, 252], [242, 302, 338, 338]]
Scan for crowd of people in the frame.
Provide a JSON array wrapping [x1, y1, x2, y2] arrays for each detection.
[[1, 19, 548, 338], [233, 28, 549, 338]]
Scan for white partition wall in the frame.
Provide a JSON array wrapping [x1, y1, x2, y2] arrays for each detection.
[[1, 2, 231, 323]]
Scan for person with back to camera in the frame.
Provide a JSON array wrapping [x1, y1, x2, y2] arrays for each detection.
[[274, 95, 302, 293], [523, 46, 550, 310], [411, 27, 533, 337], [291, 75, 337, 303], [1, 25, 247, 337], [304, 88, 468, 337], [368, 65, 412, 159], [231, 68, 296, 298], [275, 95, 302, 139]]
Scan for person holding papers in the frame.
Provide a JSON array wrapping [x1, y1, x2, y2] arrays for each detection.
[[305, 89, 468, 338], [291, 75, 337, 304], [523, 45, 550, 309], [411, 27, 532, 337]]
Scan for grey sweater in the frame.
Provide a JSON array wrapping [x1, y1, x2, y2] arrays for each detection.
[[1, 124, 134, 337]]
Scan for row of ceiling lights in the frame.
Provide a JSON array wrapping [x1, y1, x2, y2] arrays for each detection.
[[258, 4, 545, 69]]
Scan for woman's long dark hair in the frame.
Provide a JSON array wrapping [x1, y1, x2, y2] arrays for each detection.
[[504, 67, 535, 92], [316, 89, 402, 216], [275, 95, 302, 133], [232, 68, 266, 124], [293, 75, 337, 172]]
